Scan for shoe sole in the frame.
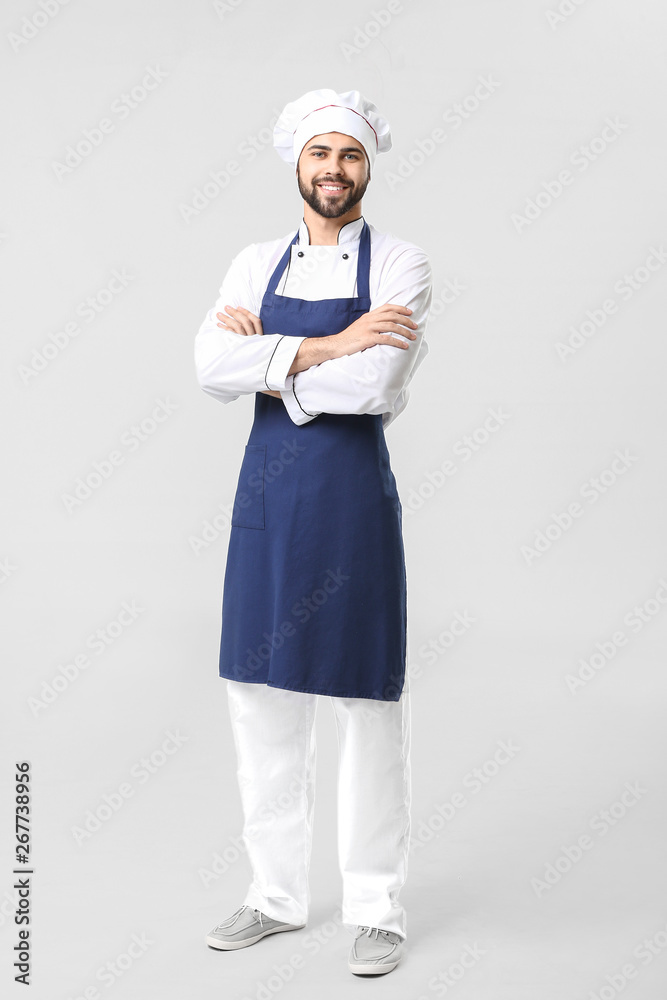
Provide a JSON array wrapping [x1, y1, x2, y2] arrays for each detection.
[[349, 958, 400, 974], [205, 923, 306, 951]]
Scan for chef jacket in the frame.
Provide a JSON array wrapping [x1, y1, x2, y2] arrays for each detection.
[[195, 216, 432, 428]]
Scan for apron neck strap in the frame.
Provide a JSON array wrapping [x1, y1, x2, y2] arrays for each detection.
[[356, 219, 370, 300]]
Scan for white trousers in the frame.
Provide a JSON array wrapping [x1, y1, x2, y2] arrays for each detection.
[[225, 673, 412, 940]]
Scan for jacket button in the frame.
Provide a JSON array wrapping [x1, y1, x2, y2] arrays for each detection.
[[342, 253, 349, 259], [297, 251, 304, 257]]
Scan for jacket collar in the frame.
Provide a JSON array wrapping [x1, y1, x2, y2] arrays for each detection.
[[298, 216, 365, 246]]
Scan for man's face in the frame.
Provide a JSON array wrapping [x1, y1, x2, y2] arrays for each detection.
[[296, 132, 370, 218]]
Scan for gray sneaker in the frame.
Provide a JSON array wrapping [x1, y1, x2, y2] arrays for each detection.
[[205, 905, 306, 951], [348, 925, 404, 974]]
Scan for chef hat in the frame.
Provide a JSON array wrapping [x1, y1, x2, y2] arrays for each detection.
[[273, 88, 392, 173]]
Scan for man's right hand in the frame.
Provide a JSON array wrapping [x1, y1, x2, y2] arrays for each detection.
[[286, 304, 419, 376], [329, 304, 418, 359]]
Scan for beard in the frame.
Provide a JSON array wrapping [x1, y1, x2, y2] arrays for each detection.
[[297, 166, 370, 218]]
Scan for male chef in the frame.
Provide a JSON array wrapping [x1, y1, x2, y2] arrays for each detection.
[[195, 88, 432, 976]]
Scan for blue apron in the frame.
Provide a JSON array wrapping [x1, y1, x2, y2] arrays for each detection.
[[218, 220, 406, 701]]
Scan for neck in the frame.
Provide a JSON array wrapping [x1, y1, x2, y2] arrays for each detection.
[[301, 203, 363, 245]]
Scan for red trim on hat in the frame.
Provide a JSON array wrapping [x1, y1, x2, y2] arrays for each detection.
[[294, 104, 379, 149]]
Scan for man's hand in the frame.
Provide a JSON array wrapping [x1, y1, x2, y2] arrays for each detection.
[[216, 305, 263, 337], [286, 303, 419, 376], [331, 304, 418, 359], [216, 305, 279, 397]]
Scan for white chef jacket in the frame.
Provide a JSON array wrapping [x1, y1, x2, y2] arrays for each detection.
[[194, 216, 432, 428]]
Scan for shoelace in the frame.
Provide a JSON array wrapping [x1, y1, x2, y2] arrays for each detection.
[[358, 925, 389, 940], [215, 905, 265, 932]]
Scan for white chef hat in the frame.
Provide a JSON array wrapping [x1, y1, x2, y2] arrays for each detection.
[[273, 88, 392, 173]]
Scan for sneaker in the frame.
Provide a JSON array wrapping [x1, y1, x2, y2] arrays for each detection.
[[348, 925, 404, 975], [205, 905, 306, 951]]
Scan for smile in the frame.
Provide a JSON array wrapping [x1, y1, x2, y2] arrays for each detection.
[[318, 183, 347, 193]]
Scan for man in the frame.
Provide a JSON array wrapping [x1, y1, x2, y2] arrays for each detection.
[[195, 88, 432, 976]]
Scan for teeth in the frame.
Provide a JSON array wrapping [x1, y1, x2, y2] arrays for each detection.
[[320, 184, 344, 190]]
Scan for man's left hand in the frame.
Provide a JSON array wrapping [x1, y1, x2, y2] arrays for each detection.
[[216, 305, 263, 337], [216, 305, 280, 397]]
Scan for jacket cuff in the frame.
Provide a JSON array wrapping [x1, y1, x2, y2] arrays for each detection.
[[281, 374, 321, 425], [264, 335, 307, 391]]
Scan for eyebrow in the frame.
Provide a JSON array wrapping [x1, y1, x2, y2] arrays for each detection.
[[305, 143, 364, 154]]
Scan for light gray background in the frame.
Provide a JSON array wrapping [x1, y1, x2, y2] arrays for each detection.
[[3, 0, 667, 997]]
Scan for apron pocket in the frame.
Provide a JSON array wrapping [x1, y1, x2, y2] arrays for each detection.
[[231, 444, 266, 529]]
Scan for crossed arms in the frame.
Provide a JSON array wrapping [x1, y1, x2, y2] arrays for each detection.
[[194, 242, 433, 427]]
